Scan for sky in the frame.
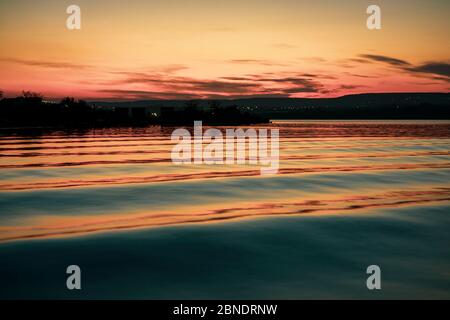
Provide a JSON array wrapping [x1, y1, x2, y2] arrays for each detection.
[[0, 0, 449, 100]]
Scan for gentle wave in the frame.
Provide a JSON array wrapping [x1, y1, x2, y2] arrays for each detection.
[[1, 187, 449, 242]]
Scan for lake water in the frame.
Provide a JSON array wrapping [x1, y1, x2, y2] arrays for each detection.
[[0, 120, 449, 299]]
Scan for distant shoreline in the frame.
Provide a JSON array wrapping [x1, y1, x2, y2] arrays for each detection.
[[1, 119, 450, 136], [1, 92, 449, 132]]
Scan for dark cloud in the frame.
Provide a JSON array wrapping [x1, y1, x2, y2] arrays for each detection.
[[253, 76, 324, 93], [96, 89, 291, 100], [356, 54, 450, 82], [358, 54, 411, 66], [188, 80, 258, 93], [111, 73, 261, 94], [338, 84, 366, 90], [111, 64, 188, 77], [91, 53, 449, 100], [343, 72, 379, 79], [347, 58, 370, 64], [253, 77, 323, 92], [228, 59, 270, 64], [1, 58, 92, 69], [299, 57, 327, 63], [97, 89, 203, 100], [219, 76, 251, 81], [227, 59, 288, 67], [280, 87, 319, 94], [101, 70, 327, 99], [407, 62, 450, 79], [156, 64, 189, 74], [298, 73, 337, 80]]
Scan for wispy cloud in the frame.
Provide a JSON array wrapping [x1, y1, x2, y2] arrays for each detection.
[[227, 59, 289, 67], [406, 62, 450, 79], [1, 58, 92, 70], [358, 54, 411, 67], [96, 89, 203, 100], [338, 84, 366, 90], [356, 54, 450, 82], [96, 88, 290, 100], [299, 57, 327, 63], [97, 69, 329, 99]]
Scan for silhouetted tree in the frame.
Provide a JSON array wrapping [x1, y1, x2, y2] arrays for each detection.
[[22, 91, 43, 99], [185, 100, 199, 110], [207, 100, 221, 114], [61, 97, 76, 106]]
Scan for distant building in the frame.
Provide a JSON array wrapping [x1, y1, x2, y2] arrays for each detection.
[[98, 105, 161, 119]]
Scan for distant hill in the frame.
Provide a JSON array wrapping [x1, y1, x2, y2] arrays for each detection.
[[90, 92, 450, 120]]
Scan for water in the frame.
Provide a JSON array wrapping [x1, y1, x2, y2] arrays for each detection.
[[0, 120, 449, 299]]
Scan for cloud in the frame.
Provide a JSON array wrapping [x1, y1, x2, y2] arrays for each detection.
[[338, 84, 366, 90], [96, 89, 203, 100], [111, 64, 188, 77], [155, 64, 189, 74], [96, 89, 290, 100], [299, 57, 327, 63], [189, 80, 258, 93], [358, 54, 411, 66], [342, 72, 379, 79], [1, 58, 92, 70], [227, 59, 288, 67], [257, 77, 323, 92], [406, 62, 450, 79], [99, 69, 328, 99], [356, 53, 450, 82], [223, 71, 334, 82], [219, 76, 252, 81], [111, 73, 261, 94]]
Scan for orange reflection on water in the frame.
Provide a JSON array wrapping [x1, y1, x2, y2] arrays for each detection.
[[1, 187, 449, 243]]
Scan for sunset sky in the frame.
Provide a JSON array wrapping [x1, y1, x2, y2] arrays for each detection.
[[0, 0, 449, 100]]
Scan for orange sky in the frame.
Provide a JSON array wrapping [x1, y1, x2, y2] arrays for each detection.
[[0, 0, 449, 100]]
